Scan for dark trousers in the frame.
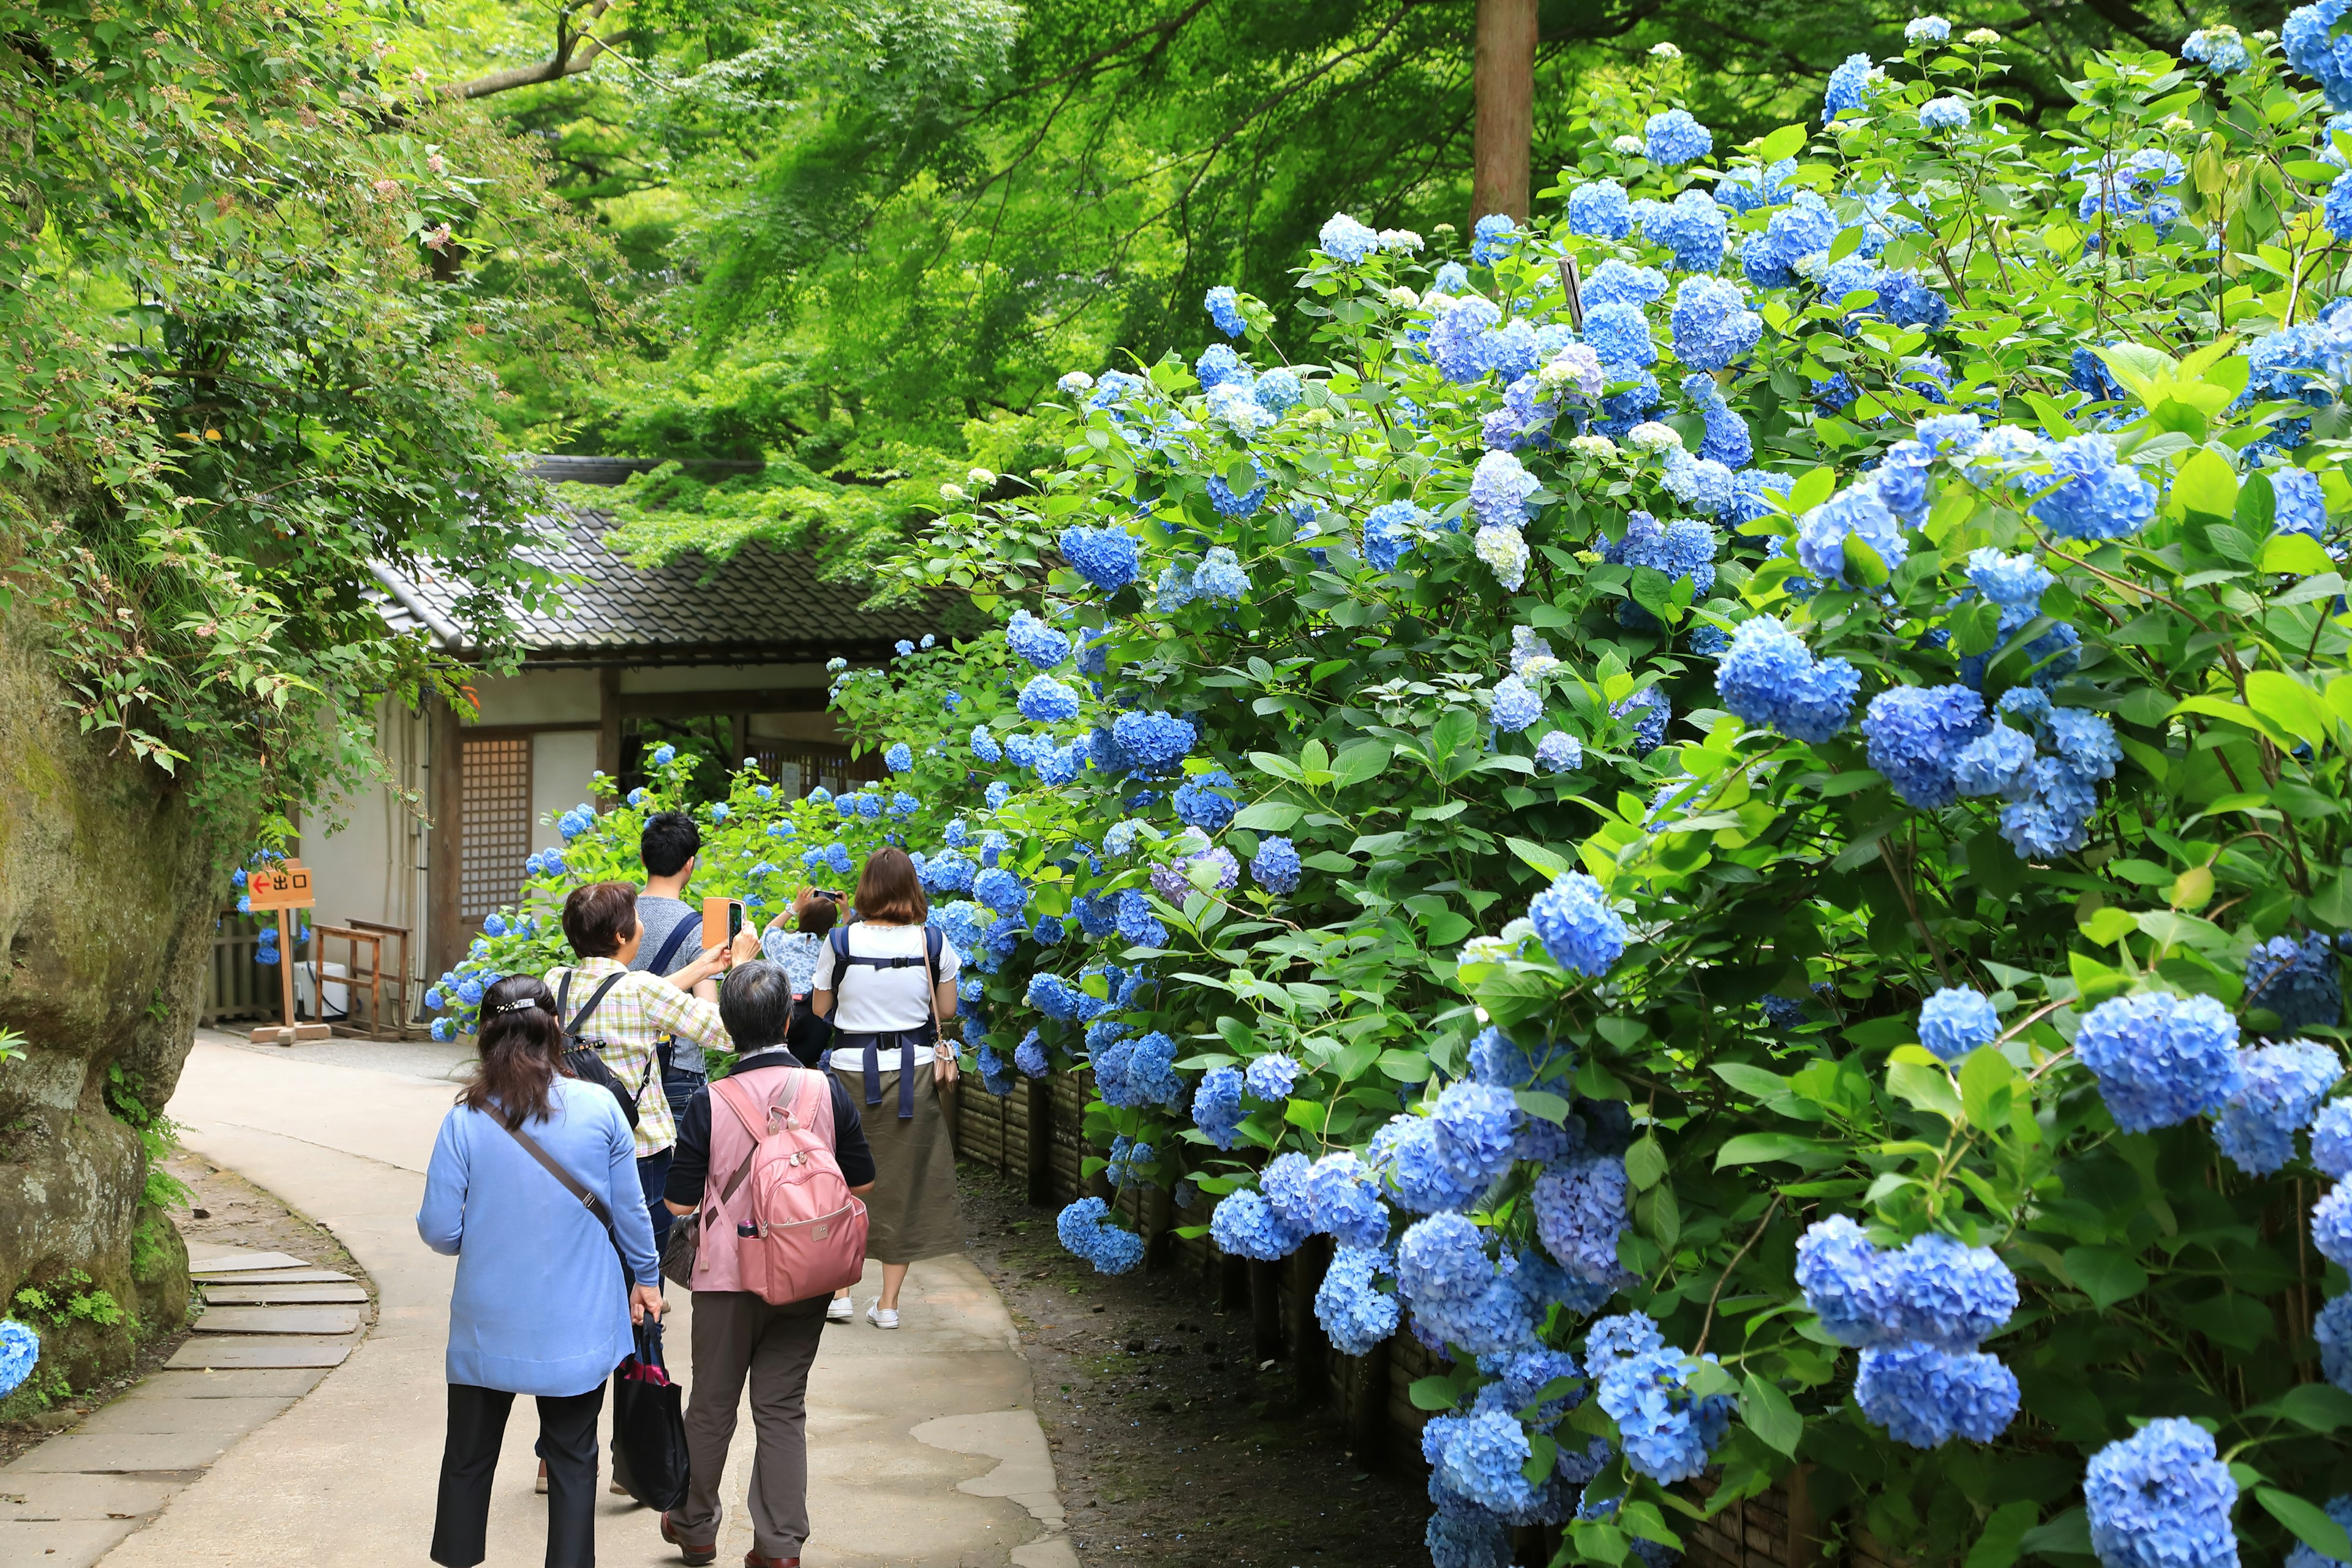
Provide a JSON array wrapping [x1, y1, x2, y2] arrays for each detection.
[[663, 1066, 706, 1127], [433, 1382, 605, 1567], [673, 1291, 830, 1558], [638, 1148, 675, 1258]]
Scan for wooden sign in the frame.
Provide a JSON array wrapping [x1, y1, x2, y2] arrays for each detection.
[[246, 861, 315, 912]]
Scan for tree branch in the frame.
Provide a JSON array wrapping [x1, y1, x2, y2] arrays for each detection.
[[450, 1, 620, 101]]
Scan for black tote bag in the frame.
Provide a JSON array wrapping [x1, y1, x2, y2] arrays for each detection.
[[611, 1322, 691, 1513]]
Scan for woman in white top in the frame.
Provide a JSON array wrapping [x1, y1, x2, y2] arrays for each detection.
[[810, 846, 965, 1328]]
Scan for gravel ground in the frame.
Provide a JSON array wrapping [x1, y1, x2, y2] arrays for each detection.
[[955, 1163, 1430, 1568]]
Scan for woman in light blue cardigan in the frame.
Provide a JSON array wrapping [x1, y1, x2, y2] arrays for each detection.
[[418, 974, 663, 1568]]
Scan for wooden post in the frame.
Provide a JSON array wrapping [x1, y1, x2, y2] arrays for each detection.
[[1787, 1463, 1820, 1568], [1248, 1259, 1286, 1365], [276, 909, 298, 1035], [1471, 0, 1539, 227], [1219, 1250, 1250, 1315], [428, 695, 465, 981], [596, 667, 623, 788], [1290, 1238, 1332, 1409], [1024, 1076, 1054, 1205], [1348, 1337, 1390, 1468]]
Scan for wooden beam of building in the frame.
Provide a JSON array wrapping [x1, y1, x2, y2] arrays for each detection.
[[614, 688, 827, 720]]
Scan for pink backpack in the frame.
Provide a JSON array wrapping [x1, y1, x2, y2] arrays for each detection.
[[707, 1071, 869, 1305]]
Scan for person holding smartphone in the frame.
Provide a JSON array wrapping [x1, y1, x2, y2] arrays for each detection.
[[630, 811, 714, 1126], [760, 886, 841, 1067]]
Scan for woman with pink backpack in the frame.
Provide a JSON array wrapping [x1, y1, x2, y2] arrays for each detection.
[[655, 960, 875, 1568]]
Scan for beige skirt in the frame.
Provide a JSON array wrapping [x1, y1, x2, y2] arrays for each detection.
[[830, 1058, 965, 1264]]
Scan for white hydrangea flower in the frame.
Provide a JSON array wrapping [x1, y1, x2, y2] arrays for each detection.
[[1627, 421, 1685, 453], [1379, 228, 1425, 253], [1570, 434, 1618, 456], [1964, 27, 2000, 44], [1649, 41, 1683, 58], [1389, 285, 1422, 307], [940, 483, 968, 502], [1613, 134, 1646, 154], [1057, 371, 1094, 394], [1539, 344, 1606, 396], [1474, 523, 1530, 591], [1459, 934, 1524, 965], [968, 467, 997, 487]]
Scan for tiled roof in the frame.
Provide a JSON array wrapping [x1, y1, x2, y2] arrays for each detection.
[[371, 499, 936, 668]]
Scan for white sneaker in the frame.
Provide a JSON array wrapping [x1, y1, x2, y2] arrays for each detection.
[[825, 1296, 854, 1324], [866, 1299, 900, 1330]]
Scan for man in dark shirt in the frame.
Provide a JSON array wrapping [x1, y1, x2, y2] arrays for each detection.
[[657, 961, 874, 1568]]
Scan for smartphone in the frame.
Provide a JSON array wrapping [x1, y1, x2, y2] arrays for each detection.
[[701, 897, 744, 952]]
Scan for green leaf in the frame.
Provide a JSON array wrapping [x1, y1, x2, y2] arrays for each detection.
[[1518, 1089, 1574, 1124], [1332, 741, 1393, 788], [1966, 1501, 2043, 1568], [1505, 836, 1576, 880], [2259, 1489, 2352, 1566], [1758, 123, 1809, 161], [2062, 1245, 2149, 1310], [2078, 905, 2141, 946], [1715, 1133, 1845, 1172], [1739, 1373, 1803, 1457], [2260, 529, 2338, 576], [1713, 1062, 1793, 1099], [2245, 669, 2337, 751], [1232, 800, 1303, 831], [1378, 1049, 1432, 1082], [1428, 709, 1478, 767], [1409, 1375, 1461, 1411], [1958, 1047, 2017, 1131], [2172, 445, 2240, 518], [2255, 1381, 2352, 1433], [1624, 1134, 1668, 1190], [1888, 1059, 1964, 1123], [2018, 1508, 2092, 1563]]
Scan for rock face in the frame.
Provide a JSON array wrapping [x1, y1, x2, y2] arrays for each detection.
[[0, 606, 225, 1400]]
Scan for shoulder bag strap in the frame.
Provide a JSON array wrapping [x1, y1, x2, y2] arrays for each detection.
[[498, 1117, 630, 1283], [564, 971, 628, 1040], [648, 914, 698, 976]]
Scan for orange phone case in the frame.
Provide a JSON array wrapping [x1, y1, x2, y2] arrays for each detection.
[[701, 896, 740, 952]]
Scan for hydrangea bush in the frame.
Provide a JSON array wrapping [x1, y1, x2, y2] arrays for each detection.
[[454, 21, 2352, 1568]]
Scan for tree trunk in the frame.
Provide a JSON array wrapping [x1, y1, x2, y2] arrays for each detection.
[[1471, 0, 1539, 226]]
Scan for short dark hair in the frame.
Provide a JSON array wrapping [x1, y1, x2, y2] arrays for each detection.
[[563, 881, 640, 958], [719, 960, 794, 1049], [459, 976, 564, 1128], [853, 846, 927, 925], [641, 811, 701, 878], [793, 887, 841, 938]]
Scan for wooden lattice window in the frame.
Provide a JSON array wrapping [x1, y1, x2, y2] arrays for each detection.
[[459, 736, 532, 922]]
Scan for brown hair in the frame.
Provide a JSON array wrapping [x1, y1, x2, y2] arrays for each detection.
[[459, 975, 566, 1129], [793, 887, 841, 938], [562, 881, 639, 958], [853, 846, 927, 925]]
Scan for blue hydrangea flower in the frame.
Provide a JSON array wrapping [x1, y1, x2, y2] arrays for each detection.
[[1315, 1246, 1400, 1354], [1212, 1188, 1310, 1261], [1110, 710, 1196, 768], [1193, 548, 1248, 603], [2245, 932, 2344, 1031], [2216, 1039, 2342, 1175], [652, 744, 677, 766], [1470, 213, 1520, 265], [1742, 192, 1839, 287], [1966, 548, 2053, 609], [1796, 1216, 1901, 1346], [1882, 1232, 2018, 1348], [1715, 158, 1798, 213], [1204, 284, 1246, 336], [884, 742, 914, 774], [1796, 479, 1910, 582], [970, 725, 1003, 764], [2321, 1292, 2352, 1392], [2274, 467, 2329, 537], [1580, 260, 1669, 311], [1058, 524, 1142, 591], [2084, 1419, 2240, 1568], [1824, 51, 1879, 122], [1431, 296, 1503, 383], [1112, 888, 1165, 948], [1430, 1080, 1523, 1190], [1919, 96, 1969, 132], [1635, 188, 1729, 271], [1423, 1408, 1539, 1515], [1583, 300, 1655, 368], [2031, 435, 2158, 540], [1645, 108, 1713, 166], [1489, 676, 1540, 733], [1016, 676, 1079, 724], [1014, 1030, 1049, 1078], [1907, 15, 1951, 41], [1864, 683, 1991, 808], [1173, 770, 1237, 831], [1567, 180, 1633, 239], [1196, 342, 1251, 390], [1527, 872, 1627, 977], [1193, 1066, 1245, 1148], [1251, 835, 1301, 893], [1319, 213, 1382, 263], [1005, 609, 1071, 669], [2075, 992, 2245, 1133], [1308, 1153, 1393, 1250], [1855, 1342, 2019, 1447], [1245, 1053, 1299, 1103], [1716, 616, 1860, 744], [2316, 1179, 2352, 1267], [1533, 1155, 1631, 1284], [1253, 368, 1303, 415], [1596, 1344, 1735, 1482], [0, 1317, 38, 1398], [1373, 1115, 1492, 1214], [1469, 451, 1540, 531], [1670, 276, 1761, 371], [1536, 731, 1583, 774], [1363, 499, 1427, 574], [984, 781, 1012, 810], [1613, 685, 1672, 755], [1057, 1197, 1144, 1275], [1919, 987, 2000, 1061]]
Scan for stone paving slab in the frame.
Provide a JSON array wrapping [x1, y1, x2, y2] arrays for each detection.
[[186, 1252, 311, 1275], [9, 1433, 240, 1475], [198, 1285, 366, 1306], [163, 1338, 353, 1371], [187, 1307, 363, 1336], [0, 1471, 186, 1510], [73, 1398, 292, 1438], [192, 1269, 350, 1286], [146, 1368, 329, 1400], [1, 1518, 140, 1562]]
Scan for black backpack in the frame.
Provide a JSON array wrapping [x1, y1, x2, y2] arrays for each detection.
[[555, 971, 651, 1131]]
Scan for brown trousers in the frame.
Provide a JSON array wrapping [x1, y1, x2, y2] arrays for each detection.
[[674, 1291, 831, 1558]]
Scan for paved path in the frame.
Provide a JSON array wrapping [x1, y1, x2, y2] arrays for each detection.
[[75, 1030, 1073, 1567]]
